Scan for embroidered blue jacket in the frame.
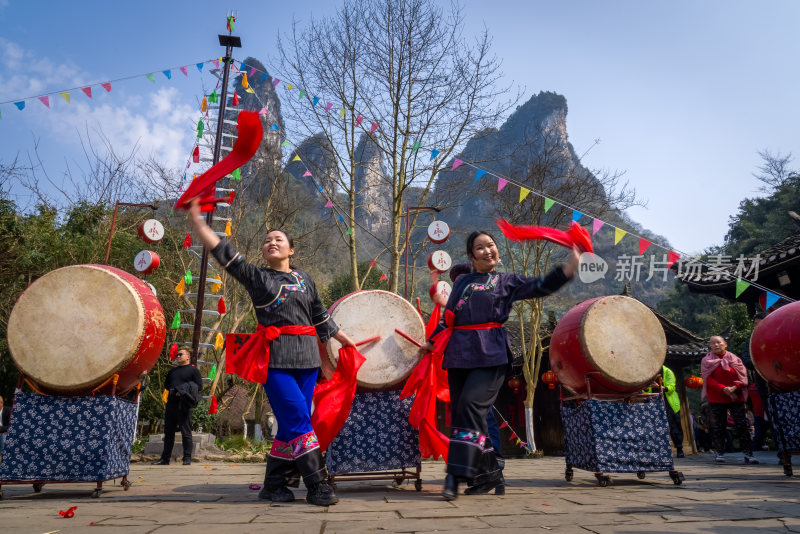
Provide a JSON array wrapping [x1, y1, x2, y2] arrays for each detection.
[[429, 268, 569, 369]]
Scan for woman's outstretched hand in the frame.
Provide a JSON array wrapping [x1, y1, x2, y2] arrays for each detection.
[[562, 246, 581, 278]]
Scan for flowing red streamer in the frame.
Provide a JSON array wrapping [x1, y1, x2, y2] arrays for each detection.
[[225, 324, 316, 384], [311, 346, 366, 451], [175, 111, 263, 210], [495, 219, 593, 253]]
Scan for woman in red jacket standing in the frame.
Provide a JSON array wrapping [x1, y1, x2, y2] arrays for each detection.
[[701, 336, 759, 464]]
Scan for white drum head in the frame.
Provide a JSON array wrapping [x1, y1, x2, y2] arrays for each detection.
[[324, 290, 425, 389], [579, 295, 666, 389], [7, 265, 145, 392]]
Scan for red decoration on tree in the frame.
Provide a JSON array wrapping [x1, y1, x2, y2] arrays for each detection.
[[379, 272, 388, 281], [182, 233, 192, 249], [232, 92, 239, 106], [192, 145, 200, 163], [369, 259, 377, 267], [169, 343, 178, 360], [508, 376, 523, 394], [218, 297, 226, 315], [541, 370, 558, 390], [208, 396, 218, 414], [667, 250, 681, 268], [685, 376, 703, 389]]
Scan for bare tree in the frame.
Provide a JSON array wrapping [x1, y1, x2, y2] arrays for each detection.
[[753, 149, 796, 192], [277, 0, 516, 291]]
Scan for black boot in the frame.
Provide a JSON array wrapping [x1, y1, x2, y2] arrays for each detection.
[[151, 458, 170, 465], [306, 479, 339, 506], [182, 457, 192, 465], [443, 474, 459, 500], [259, 456, 299, 502], [294, 445, 338, 506]]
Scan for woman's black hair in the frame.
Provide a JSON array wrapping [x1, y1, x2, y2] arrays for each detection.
[[466, 230, 497, 259]]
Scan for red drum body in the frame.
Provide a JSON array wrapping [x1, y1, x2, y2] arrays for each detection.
[[750, 301, 800, 391], [320, 290, 425, 390], [134, 250, 160, 274], [550, 295, 666, 395], [428, 250, 452, 273], [138, 219, 165, 243], [427, 221, 450, 244], [7, 264, 167, 395]]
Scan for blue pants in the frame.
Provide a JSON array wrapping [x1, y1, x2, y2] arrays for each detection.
[[264, 368, 318, 443]]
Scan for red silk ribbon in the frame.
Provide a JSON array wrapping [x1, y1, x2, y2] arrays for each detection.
[[496, 219, 593, 253], [225, 324, 316, 384], [400, 310, 503, 461], [175, 111, 263, 210], [311, 345, 367, 451]]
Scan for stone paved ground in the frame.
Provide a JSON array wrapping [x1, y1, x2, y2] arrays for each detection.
[[0, 451, 798, 533]]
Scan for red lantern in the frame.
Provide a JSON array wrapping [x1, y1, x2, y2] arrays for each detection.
[[508, 376, 523, 394], [542, 370, 558, 390], [685, 376, 703, 389]]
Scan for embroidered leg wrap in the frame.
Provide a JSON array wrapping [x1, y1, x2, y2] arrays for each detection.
[[447, 427, 492, 483], [265, 439, 301, 488], [289, 431, 328, 486]]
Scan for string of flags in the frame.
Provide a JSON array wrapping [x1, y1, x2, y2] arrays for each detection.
[[0, 58, 222, 117], [493, 407, 533, 454], [218, 57, 792, 307]]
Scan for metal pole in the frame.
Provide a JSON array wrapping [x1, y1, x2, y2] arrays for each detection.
[[104, 200, 121, 265], [190, 34, 239, 366]]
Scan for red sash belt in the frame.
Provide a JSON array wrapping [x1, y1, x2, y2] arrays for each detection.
[[400, 309, 503, 461], [225, 324, 316, 384]]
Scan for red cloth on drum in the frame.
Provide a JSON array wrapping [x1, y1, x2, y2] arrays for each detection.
[[225, 324, 317, 384], [495, 219, 593, 253], [401, 310, 502, 461], [311, 345, 366, 451]]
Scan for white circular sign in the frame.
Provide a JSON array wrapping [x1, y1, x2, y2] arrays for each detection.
[[428, 250, 452, 273], [134, 250, 160, 274], [427, 220, 450, 244], [434, 280, 452, 301], [138, 219, 165, 243]]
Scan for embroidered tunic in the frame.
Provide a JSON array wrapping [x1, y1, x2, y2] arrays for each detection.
[[212, 240, 338, 369], [430, 268, 569, 369]]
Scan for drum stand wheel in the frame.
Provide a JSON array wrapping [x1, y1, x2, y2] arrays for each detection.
[[594, 473, 611, 487], [669, 470, 685, 486], [32, 483, 43, 493], [122, 476, 132, 491], [564, 467, 574, 482], [783, 463, 794, 477], [414, 478, 423, 491], [636, 471, 646, 480]]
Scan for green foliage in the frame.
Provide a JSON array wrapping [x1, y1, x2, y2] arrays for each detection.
[[322, 261, 390, 306], [217, 433, 271, 455]]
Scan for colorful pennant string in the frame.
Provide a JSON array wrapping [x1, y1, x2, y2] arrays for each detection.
[[170, 312, 181, 330]]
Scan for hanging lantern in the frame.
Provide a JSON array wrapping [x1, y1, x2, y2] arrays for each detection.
[[685, 376, 703, 389], [541, 370, 558, 390], [507, 376, 523, 394]]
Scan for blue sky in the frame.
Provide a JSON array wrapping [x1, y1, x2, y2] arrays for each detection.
[[1, 0, 798, 254]]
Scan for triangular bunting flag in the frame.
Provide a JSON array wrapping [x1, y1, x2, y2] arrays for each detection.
[[369, 259, 377, 267], [196, 62, 204, 72], [281, 140, 290, 147], [162, 69, 172, 79], [302, 170, 312, 177], [544, 197, 555, 212], [208, 364, 218, 381], [345, 227, 353, 236], [146, 73, 155, 83], [270, 123, 279, 130], [185, 270, 192, 285], [224, 221, 231, 236], [209, 90, 218, 103], [170, 312, 181, 329], [201, 96, 207, 112], [286, 84, 294, 90], [273, 78, 281, 88], [325, 102, 333, 113], [238, 61, 245, 71], [192, 146, 199, 163], [452, 159, 463, 170], [614, 228, 627, 245], [572, 210, 583, 222], [325, 200, 334, 208], [475, 169, 488, 181], [232, 92, 239, 106], [339, 108, 346, 118], [231, 168, 241, 180], [765, 291, 780, 309], [169, 343, 178, 360], [60, 91, 70, 103], [211, 275, 222, 293], [101, 82, 111, 92], [430, 149, 440, 161], [214, 332, 224, 351], [312, 96, 320, 107], [180, 66, 188, 77], [735, 278, 750, 298], [175, 278, 185, 297], [208, 396, 218, 415], [38, 96, 49, 108], [499, 421, 508, 429], [212, 59, 220, 69], [519, 187, 531, 202], [197, 120, 204, 138], [260, 73, 267, 82], [338, 214, 344, 222], [667, 250, 680, 268], [81, 87, 92, 98], [182, 233, 191, 249], [245, 87, 255, 94], [258, 106, 267, 114], [292, 154, 301, 161], [249, 67, 256, 77], [242, 72, 249, 88], [356, 115, 364, 126], [639, 238, 651, 255], [218, 298, 226, 314], [379, 273, 388, 281], [369, 122, 379, 134], [592, 218, 604, 235], [298, 89, 307, 99], [497, 178, 508, 192], [411, 140, 421, 152]]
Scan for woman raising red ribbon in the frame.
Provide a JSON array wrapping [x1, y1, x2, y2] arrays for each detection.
[[186, 199, 356, 506], [422, 230, 580, 500]]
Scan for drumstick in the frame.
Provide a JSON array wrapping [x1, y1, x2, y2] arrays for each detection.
[[354, 335, 381, 347], [394, 328, 422, 348]]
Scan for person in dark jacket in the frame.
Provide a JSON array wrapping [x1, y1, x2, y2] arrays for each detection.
[[152, 348, 203, 466]]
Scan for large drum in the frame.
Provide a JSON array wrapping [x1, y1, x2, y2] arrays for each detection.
[[750, 301, 800, 392], [320, 290, 425, 390], [7, 264, 166, 395], [549, 295, 666, 395]]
